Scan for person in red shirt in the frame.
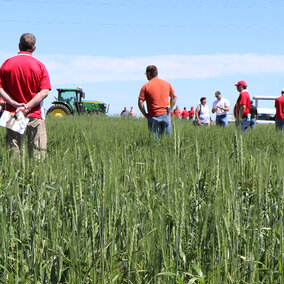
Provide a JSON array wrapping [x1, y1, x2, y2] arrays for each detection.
[[0, 33, 51, 159], [275, 89, 284, 130], [188, 106, 195, 121], [234, 80, 251, 134], [173, 106, 181, 118], [138, 65, 177, 138], [181, 107, 189, 120]]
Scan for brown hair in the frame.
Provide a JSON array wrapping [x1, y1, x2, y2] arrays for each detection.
[[146, 65, 158, 77], [19, 33, 36, 51]]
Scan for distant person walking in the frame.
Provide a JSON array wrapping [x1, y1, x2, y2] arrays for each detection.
[[212, 91, 230, 127], [249, 100, 258, 130], [234, 80, 251, 134], [0, 33, 51, 159], [120, 107, 130, 116], [195, 97, 211, 126], [138, 65, 177, 138], [275, 89, 284, 130], [181, 107, 189, 120]]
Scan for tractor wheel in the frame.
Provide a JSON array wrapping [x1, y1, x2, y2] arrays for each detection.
[[47, 104, 72, 117]]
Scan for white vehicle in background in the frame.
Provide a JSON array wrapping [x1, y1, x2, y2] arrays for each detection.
[[253, 96, 277, 125], [256, 108, 275, 124]]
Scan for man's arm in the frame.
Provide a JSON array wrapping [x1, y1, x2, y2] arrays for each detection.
[[170, 92, 177, 109], [238, 104, 246, 120], [138, 98, 148, 118], [219, 104, 230, 112], [0, 88, 24, 109], [16, 89, 49, 115]]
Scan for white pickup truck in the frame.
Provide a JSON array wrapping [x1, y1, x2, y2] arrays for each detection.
[[253, 96, 277, 125]]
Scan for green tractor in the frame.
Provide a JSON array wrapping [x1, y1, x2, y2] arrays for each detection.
[[47, 87, 109, 117]]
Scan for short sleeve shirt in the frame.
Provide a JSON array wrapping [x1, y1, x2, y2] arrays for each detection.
[[212, 97, 230, 116], [0, 51, 51, 119], [236, 91, 251, 117], [139, 77, 174, 118], [275, 95, 284, 119]]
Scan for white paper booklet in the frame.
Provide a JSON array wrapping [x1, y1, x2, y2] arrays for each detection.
[[0, 110, 29, 135]]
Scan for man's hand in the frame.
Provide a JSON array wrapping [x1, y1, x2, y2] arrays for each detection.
[[16, 105, 30, 116], [138, 98, 148, 118], [13, 102, 25, 110]]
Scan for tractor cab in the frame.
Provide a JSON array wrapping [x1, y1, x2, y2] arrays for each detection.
[[57, 88, 85, 113]]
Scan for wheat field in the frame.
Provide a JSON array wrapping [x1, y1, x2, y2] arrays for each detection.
[[0, 116, 283, 283]]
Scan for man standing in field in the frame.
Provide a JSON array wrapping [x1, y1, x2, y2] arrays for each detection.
[[274, 89, 284, 130], [188, 106, 195, 121], [212, 91, 230, 127], [0, 33, 51, 159], [138, 65, 177, 138], [181, 107, 189, 120], [234, 80, 251, 134]]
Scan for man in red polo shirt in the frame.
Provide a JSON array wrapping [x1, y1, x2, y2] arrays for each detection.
[[0, 33, 51, 159], [181, 107, 189, 120], [275, 89, 284, 130], [138, 65, 177, 138], [234, 80, 251, 134]]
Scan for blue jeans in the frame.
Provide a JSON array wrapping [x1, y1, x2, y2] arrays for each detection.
[[250, 118, 256, 130], [241, 117, 250, 134], [216, 115, 228, 127], [275, 118, 284, 130], [148, 113, 172, 139], [236, 117, 250, 134]]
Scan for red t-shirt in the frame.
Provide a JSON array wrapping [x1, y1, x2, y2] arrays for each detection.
[[275, 95, 284, 119], [139, 77, 175, 118], [0, 51, 51, 118], [174, 108, 181, 117], [189, 109, 194, 118], [236, 91, 251, 117], [181, 109, 189, 118]]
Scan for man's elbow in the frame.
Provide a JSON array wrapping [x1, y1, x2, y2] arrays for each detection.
[[171, 93, 177, 100]]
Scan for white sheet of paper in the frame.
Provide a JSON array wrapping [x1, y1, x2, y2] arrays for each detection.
[[0, 110, 29, 135]]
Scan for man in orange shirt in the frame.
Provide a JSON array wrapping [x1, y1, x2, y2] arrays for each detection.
[[138, 65, 177, 138]]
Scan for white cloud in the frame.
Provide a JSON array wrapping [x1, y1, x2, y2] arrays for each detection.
[[2, 52, 284, 85]]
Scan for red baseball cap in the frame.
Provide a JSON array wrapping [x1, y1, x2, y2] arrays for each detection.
[[235, 80, 247, 87]]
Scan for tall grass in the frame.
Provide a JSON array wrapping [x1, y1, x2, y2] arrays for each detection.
[[0, 116, 283, 283]]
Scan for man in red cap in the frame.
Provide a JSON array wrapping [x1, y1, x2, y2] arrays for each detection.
[[275, 89, 284, 130], [234, 80, 251, 133]]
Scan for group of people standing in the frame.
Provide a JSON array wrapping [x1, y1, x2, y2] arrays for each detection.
[[194, 81, 258, 134], [137, 67, 262, 137], [120, 106, 135, 117], [171, 106, 195, 120]]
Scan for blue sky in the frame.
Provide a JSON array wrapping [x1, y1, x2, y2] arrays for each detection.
[[1, 0, 284, 115]]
